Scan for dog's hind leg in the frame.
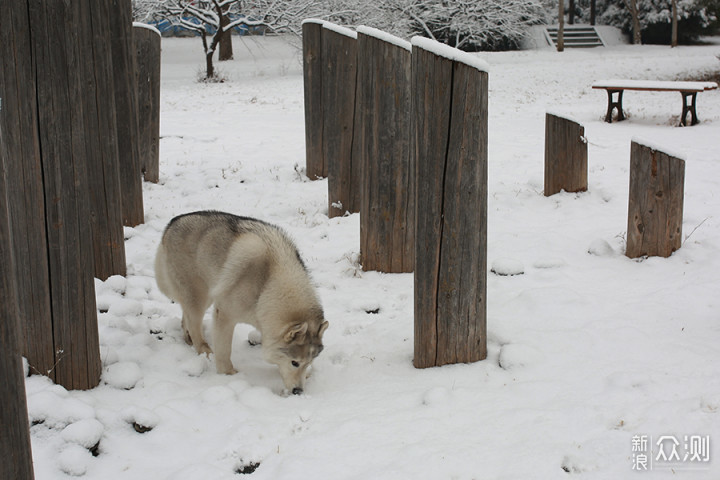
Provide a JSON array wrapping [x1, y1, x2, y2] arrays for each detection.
[[212, 306, 237, 374], [181, 301, 212, 357]]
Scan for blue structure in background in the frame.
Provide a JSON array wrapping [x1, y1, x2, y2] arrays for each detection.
[[150, 15, 265, 37]]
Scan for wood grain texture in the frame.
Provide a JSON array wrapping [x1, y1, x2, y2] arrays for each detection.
[[626, 141, 685, 258], [134, 24, 161, 185], [0, 53, 36, 480], [413, 43, 488, 368], [544, 113, 588, 196], [28, 0, 102, 390], [84, 0, 127, 279], [111, 0, 145, 226], [1, 0, 55, 380], [323, 28, 359, 218], [357, 32, 414, 273], [302, 22, 325, 179]]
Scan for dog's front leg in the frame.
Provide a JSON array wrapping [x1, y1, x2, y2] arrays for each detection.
[[213, 307, 238, 375]]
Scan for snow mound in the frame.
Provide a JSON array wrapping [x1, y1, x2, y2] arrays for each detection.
[[58, 444, 93, 477], [121, 406, 159, 433], [588, 239, 616, 257], [27, 390, 95, 429], [491, 258, 525, 276], [61, 418, 104, 450], [102, 362, 142, 390]]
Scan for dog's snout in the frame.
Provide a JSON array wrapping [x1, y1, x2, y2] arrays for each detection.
[[292, 387, 303, 395]]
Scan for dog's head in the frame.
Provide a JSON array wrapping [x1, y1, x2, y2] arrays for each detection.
[[265, 312, 328, 395]]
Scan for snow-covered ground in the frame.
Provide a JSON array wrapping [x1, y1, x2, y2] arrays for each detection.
[[25, 34, 720, 479]]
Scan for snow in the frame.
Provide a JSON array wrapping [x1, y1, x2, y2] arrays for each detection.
[[411, 36, 490, 72], [592, 78, 718, 91], [323, 22, 357, 40], [356, 25, 411, 51], [132, 21, 161, 37], [25, 35, 720, 479], [631, 136, 688, 161]]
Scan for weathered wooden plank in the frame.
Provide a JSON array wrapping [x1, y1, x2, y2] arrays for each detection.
[[0, 61, 36, 480], [626, 141, 685, 258], [30, 0, 101, 390], [85, 0, 127, 279], [544, 113, 588, 196], [357, 28, 414, 273], [413, 39, 488, 368], [323, 25, 359, 218], [134, 23, 162, 185], [1, 0, 55, 380], [112, 0, 145, 226], [302, 20, 325, 179]]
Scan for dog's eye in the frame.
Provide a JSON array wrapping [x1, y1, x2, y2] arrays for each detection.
[[291, 361, 300, 368]]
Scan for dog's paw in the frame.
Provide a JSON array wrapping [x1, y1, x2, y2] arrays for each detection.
[[196, 342, 213, 357], [216, 364, 238, 375]]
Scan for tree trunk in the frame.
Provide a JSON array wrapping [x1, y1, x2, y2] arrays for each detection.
[[568, 0, 575, 24], [219, 12, 233, 60], [590, 0, 596, 25], [671, 0, 678, 47], [557, 0, 565, 52], [625, 0, 642, 44]]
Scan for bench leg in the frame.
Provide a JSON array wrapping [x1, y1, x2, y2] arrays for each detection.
[[680, 91, 698, 126], [604, 89, 625, 123]]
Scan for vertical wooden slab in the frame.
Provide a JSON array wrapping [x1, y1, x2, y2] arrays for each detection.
[[30, 0, 101, 390], [544, 112, 588, 196], [626, 141, 685, 258], [85, 0, 127, 279], [0, 148, 35, 480], [323, 24, 359, 218], [0, 0, 55, 379], [412, 37, 489, 368], [302, 20, 325, 179], [357, 27, 414, 273], [134, 22, 162, 185], [112, 0, 145, 226]]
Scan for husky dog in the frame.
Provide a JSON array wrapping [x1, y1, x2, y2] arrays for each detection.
[[155, 211, 328, 395]]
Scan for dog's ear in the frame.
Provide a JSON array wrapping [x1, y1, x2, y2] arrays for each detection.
[[318, 321, 329, 338], [284, 322, 308, 344]]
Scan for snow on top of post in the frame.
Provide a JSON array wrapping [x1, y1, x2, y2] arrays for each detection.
[[545, 110, 583, 126], [133, 22, 161, 37], [302, 18, 327, 27], [411, 36, 489, 73], [322, 22, 357, 39], [631, 137, 687, 161], [356, 26, 411, 51]]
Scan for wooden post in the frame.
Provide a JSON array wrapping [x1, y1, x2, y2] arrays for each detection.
[[0, 80, 36, 480], [302, 20, 326, 179], [323, 23, 359, 218], [412, 37, 489, 368], [357, 27, 414, 273], [134, 23, 162, 184], [85, 0, 127, 279], [26, 0, 102, 390], [544, 112, 588, 196], [0, 0, 55, 379], [626, 141, 685, 258], [112, 0, 145, 227]]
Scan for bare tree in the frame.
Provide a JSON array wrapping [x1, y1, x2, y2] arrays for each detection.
[[622, 0, 642, 44], [163, 0, 314, 80]]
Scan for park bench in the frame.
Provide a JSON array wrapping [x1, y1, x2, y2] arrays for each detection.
[[592, 79, 718, 126]]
